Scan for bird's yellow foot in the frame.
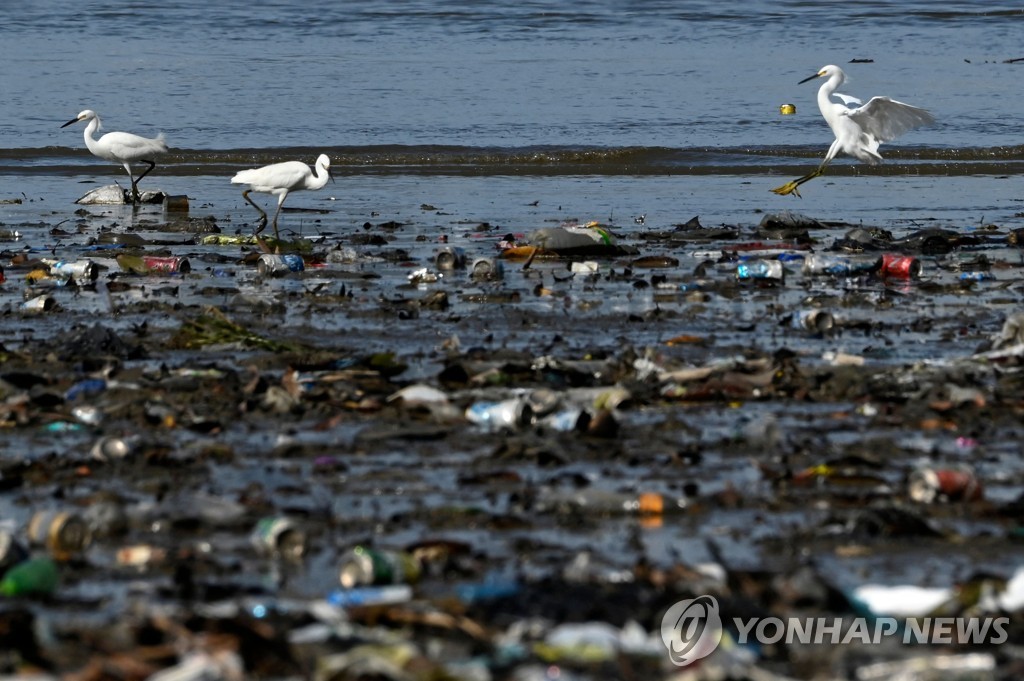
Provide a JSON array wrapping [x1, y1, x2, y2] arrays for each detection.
[[770, 180, 803, 197]]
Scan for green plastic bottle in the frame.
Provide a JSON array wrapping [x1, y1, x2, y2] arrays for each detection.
[[0, 557, 59, 596]]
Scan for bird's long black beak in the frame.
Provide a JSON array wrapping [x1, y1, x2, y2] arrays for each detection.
[[798, 72, 822, 85], [60, 117, 80, 128]]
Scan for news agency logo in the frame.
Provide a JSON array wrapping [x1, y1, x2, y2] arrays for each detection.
[[659, 595, 724, 666], [660, 593, 1010, 667]]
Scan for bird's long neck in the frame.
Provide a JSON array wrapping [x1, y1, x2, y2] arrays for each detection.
[[817, 72, 844, 114], [308, 164, 330, 190], [82, 117, 102, 156]]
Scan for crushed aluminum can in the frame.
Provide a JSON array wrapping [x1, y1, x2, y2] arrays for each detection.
[[22, 294, 55, 312], [779, 103, 796, 115], [50, 259, 98, 283], [793, 309, 834, 332], [908, 465, 983, 503], [880, 254, 921, 279], [470, 256, 504, 281], [338, 546, 422, 588], [250, 516, 306, 561], [802, 253, 881, 276], [959, 271, 994, 282], [0, 528, 29, 573], [257, 253, 305, 277], [143, 255, 191, 274], [737, 259, 784, 281], [435, 246, 466, 270], [27, 509, 93, 560]]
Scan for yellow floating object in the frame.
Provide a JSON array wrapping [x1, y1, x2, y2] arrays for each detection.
[[780, 103, 796, 115]]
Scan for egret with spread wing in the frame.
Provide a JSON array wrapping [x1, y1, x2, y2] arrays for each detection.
[[771, 65, 934, 197], [231, 154, 332, 241], [61, 109, 168, 204]]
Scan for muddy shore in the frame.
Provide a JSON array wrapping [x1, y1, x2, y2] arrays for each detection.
[[1, 186, 1024, 680]]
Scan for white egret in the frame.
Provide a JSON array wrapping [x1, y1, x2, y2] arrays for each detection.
[[771, 65, 934, 197], [230, 154, 333, 241], [61, 109, 168, 204]]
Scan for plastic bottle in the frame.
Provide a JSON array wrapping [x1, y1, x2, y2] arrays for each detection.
[[465, 398, 529, 431], [736, 259, 784, 281], [802, 253, 881, 276], [532, 487, 685, 515], [0, 557, 59, 596]]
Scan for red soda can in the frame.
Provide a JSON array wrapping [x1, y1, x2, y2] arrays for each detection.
[[880, 254, 921, 279], [143, 256, 191, 274], [908, 465, 982, 503]]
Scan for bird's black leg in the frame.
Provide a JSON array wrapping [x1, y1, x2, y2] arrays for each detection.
[[242, 190, 269, 234], [124, 165, 140, 204], [270, 204, 285, 243], [133, 160, 157, 202]]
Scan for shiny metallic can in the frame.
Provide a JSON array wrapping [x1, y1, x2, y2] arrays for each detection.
[[470, 257, 504, 280], [435, 246, 466, 270], [51, 259, 98, 283], [908, 465, 982, 503], [339, 546, 422, 588], [880, 254, 921, 279], [22, 294, 55, 312], [90, 435, 140, 461], [251, 516, 306, 560], [736, 259, 784, 280], [257, 253, 305, 276], [779, 103, 796, 115], [793, 309, 834, 332], [143, 256, 191, 274], [27, 510, 93, 560]]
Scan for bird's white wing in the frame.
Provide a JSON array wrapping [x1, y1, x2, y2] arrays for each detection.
[[832, 92, 862, 107], [232, 160, 310, 190], [101, 131, 169, 157], [845, 96, 935, 143]]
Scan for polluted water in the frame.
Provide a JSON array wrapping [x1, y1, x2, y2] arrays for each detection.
[[3, 2, 1024, 680]]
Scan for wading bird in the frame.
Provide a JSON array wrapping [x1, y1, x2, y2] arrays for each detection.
[[231, 154, 332, 241], [771, 65, 934, 197], [61, 110, 168, 204]]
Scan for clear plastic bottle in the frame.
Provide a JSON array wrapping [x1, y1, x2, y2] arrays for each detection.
[[532, 487, 685, 515]]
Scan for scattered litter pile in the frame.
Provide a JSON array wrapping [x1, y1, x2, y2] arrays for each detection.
[[2, 206, 1024, 679]]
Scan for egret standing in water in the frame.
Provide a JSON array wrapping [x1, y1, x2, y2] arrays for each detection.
[[61, 109, 168, 204], [771, 65, 934, 197], [231, 154, 333, 241]]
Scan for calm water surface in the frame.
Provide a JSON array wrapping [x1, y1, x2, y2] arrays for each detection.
[[1, 1, 1022, 227]]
